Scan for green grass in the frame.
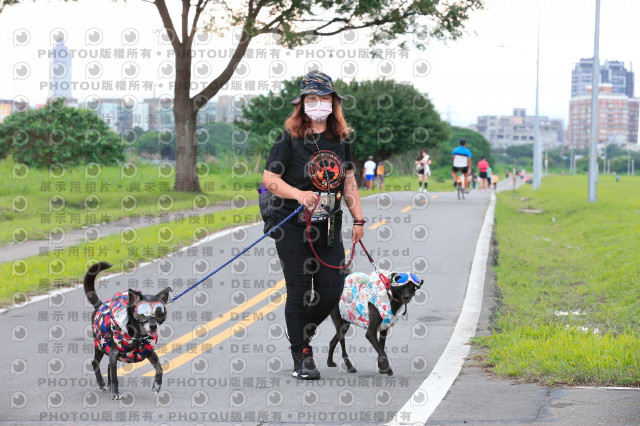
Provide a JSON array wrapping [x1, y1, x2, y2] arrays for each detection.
[[0, 157, 261, 244], [478, 175, 640, 386], [1, 205, 260, 307]]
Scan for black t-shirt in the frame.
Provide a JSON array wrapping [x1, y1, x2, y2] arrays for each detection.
[[264, 129, 353, 222]]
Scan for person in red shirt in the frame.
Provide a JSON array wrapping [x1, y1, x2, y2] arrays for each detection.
[[477, 156, 489, 192]]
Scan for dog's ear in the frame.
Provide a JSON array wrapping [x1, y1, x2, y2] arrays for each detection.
[[156, 287, 172, 304], [127, 289, 143, 307], [389, 272, 398, 282]]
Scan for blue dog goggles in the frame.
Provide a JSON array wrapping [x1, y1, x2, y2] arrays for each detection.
[[392, 273, 422, 288]]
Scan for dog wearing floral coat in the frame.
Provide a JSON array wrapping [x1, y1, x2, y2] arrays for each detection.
[[338, 271, 401, 331], [328, 270, 423, 376], [84, 262, 171, 400]]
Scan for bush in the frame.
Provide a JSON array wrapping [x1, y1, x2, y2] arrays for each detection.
[[0, 98, 124, 168]]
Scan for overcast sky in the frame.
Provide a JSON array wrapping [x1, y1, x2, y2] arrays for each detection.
[[1, 0, 638, 127]]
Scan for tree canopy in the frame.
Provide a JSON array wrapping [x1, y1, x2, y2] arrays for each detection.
[[0, 98, 124, 168], [237, 76, 450, 165]]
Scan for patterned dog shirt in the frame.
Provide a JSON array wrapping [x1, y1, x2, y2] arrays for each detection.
[[339, 270, 400, 331], [93, 291, 158, 363]]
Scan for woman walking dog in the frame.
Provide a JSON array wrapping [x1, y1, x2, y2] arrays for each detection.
[[262, 71, 365, 380]]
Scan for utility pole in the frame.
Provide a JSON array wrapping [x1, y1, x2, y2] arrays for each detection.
[[570, 147, 575, 174], [533, 1, 542, 190], [544, 144, 548, 175], [587, 0, 600, 202]]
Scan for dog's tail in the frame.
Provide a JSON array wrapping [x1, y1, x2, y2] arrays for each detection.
[[84, 262, 112, 309]]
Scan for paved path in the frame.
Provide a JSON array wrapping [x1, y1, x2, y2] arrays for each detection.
[[0, 190, 492, 424]]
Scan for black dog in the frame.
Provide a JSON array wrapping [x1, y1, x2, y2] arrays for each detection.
[[327, 271, 423, 376], [84, 262, 171, 399]]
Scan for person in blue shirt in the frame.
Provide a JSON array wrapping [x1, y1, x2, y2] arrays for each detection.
[[451, 139, 472, 192]]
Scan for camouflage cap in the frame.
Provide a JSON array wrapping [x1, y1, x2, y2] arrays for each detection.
[[290, 70, 344, 105]]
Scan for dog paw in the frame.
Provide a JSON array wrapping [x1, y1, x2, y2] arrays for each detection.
[[347, 366, 358, 373], [152, 383, 161, 395], [99, 385, 109, 392], [378, 367, 393, 376], [327, 360, 337, 367], [111, 393, 122, 400]]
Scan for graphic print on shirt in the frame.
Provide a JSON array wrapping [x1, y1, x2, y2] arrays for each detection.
[[306, 150, 346, 190]]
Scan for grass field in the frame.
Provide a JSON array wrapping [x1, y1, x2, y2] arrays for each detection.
[[1, 205, 260, 307], [0, 157, 261, 244], [478, 174, 640, 386]]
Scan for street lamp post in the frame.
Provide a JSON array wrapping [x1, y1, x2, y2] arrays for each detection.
[[587, 0, 601, 202], [532, 1, 542, 190]]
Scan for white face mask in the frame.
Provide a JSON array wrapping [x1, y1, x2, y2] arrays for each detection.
[[304, 101, 332, 122]]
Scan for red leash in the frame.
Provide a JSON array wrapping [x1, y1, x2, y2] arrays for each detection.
[[303, 197, 391, 289], [304, 197, 355, 270]]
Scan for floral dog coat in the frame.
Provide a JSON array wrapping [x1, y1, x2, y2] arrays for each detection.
[[339, 270, 400, 331], [93, 291, 158, 363]]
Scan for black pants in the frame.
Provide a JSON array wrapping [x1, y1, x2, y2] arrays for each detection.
[[274, 218, 346, 352]]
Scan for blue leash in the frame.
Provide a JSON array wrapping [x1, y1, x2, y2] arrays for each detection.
[[169, 205, 304, 304]]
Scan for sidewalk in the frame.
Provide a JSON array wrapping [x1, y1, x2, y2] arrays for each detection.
[[427, 176, 640, 425], [0, 198, 257, 264]]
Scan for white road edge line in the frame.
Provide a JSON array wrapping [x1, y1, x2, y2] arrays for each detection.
[[388, 192, 497, 426], [0, 222, 262, 315]]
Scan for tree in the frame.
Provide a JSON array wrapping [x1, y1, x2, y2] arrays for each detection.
[[3, 0, 484, 191], [0, 98, 124, 168], [237, 77, 450, 177], [506, 144, 533, 160]]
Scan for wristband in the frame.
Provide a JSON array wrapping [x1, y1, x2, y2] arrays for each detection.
[[353, 219, 366, 224], [353, 223, 364, 227]]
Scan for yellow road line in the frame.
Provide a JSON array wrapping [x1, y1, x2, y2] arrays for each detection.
[[116, 279, 286, 376], [368, 220, 388, 230], [143, 293, 286, 376], [401, 206, 412, 213]]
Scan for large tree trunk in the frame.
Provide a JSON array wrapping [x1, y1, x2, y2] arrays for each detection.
[[173, 103, 200, 192], [173, 47, 201, 192]]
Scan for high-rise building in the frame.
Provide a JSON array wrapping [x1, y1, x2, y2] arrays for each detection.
[[476, 109, 564, 149], [49, 37, 73, 102], [568, 84, 639, 149], [602, 60, 634, 99], [571, 58, 634, 98]]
